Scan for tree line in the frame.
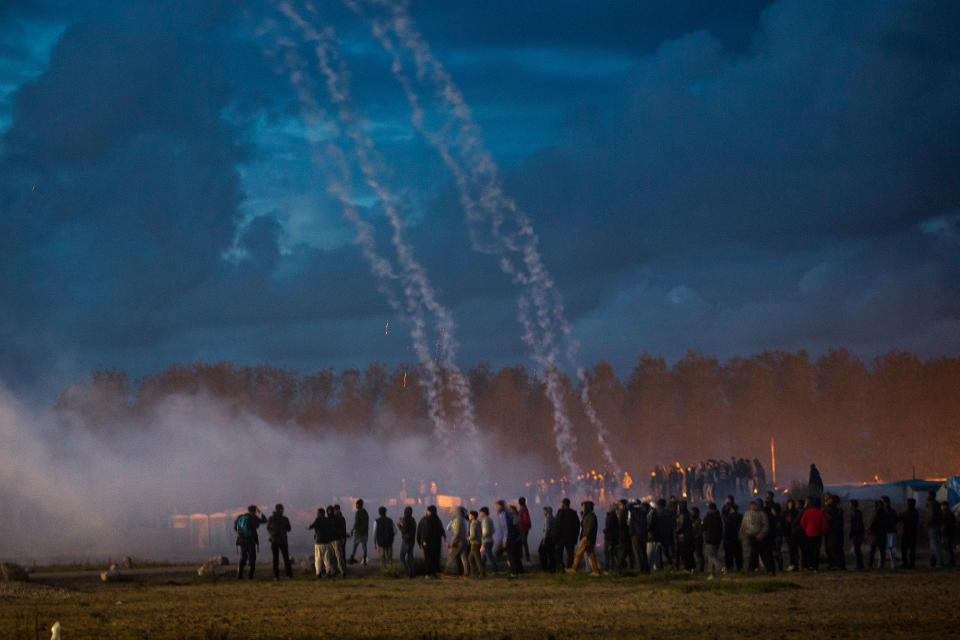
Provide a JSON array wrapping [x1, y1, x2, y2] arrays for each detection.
[[55, 349, 960, 483]]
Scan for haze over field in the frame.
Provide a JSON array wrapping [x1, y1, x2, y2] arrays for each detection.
[[1, 0, 958, 560]]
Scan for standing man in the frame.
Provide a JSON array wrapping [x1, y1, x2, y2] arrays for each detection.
[[307, 507, 334, 578], [722, 502, 743, 573], [518, 497, 533, 563], [824, 494, 845, 570], [900, 498, 919, 569], [373, 506, 396, 570], [266, 504, 293, 580], [740, 500, 770, 572], [540, 506, 557, 572], [555, 498, 580, 569], [569, 501, 600, 576], [349, 499, 370, 567], [881, 496, 898, 569], [924, 491, 942, 567], [332, 505, 348, 576], [940, 502, 955, 567], [603, 503, 620, 572], [417, 505, 445, 578], [702, 502, 723, 578], [234, 505, 267, 579], [808, 464, 824, 499], [849, 499, 865, 570], [397, 506, 417, 578], [627, 500, 649, 573]]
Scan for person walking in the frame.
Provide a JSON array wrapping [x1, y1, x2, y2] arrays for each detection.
[[234, 505, 267, 580], [266, 504, 293, 580], [569, 501, 600, 576], [480, 506, 498, 573], [349, 499, 370, 567], [468, 510, 486, 578], [518, 497, 533, 563], [445, 506, 469, 575], [506, 505, 524, 578], [397, 506, 417, 578]]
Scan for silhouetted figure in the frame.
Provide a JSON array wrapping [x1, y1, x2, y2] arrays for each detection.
[[799, 496, 827, 571], [540, 506, 557, 572], [924, 491, 943, 567], [824, 494, 845, 570], [374, 506, 396, 569], [308, 507, 334, 577], [849, 500, 865, 570], [569, 501, 600, 575], [808, 464, 824, 499], [555, 498, 580, 569], [941, 502, 956, 567], [266, 504, 293, 580], [397, 506, 417, 578], [417, 505, 445, 578], [900, 498, 919, 569], [349, 499, 369, 566], [234, 505, 267, 579], [783, 499, 801, 571], [518, 497, 532, 563], [722, 502, 743, 572]]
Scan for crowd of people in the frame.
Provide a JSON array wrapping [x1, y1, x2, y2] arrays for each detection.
[[650, 458, 768, 504], [230, 465, 956, 581]]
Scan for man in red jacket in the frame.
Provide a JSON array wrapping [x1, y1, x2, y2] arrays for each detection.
[[799, 496, 828, 571]]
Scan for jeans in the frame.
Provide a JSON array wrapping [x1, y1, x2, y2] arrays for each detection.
[[885, 532, 898, 568], [482, 541, 498, 573], [603, 542, 618, 571], [647, 541, 663, 570], [351, 537, 368, 561], [271, 541, 292, 579], [377, 544, 393, 568], [928, 526, 942, 567], [238, 541, 257, 578], [399, 540, 415, 577], [703, 543, 722, 576]]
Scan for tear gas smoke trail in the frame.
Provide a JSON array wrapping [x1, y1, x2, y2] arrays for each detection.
[[354, 0, 621, 476], [275, 2, 482, 469], [349, 0, 582, 478], [260, 13, 453, 453]]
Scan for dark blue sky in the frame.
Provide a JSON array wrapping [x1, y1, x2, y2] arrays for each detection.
[[1, 0, 959, 392]]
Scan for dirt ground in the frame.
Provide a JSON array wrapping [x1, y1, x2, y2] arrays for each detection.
[[1, 566, 958, 639]]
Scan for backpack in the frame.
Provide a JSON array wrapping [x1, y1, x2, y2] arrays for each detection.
[[236, 513, 254, 539]]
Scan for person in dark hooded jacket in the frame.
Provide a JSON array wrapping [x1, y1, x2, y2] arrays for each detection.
[[808, 464, 824, 498], [397, 506, 417, 578], [603, 504, 620, 572], [900, 498, 919, 569], [569, 501, 600, 575], [849, 499, 865, 570], [722, 503, 743, 572], [702, 502, 723, 577], [417, 505, 445, 578]]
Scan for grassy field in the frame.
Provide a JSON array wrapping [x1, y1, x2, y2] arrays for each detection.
[[1, 566, 958, 639]]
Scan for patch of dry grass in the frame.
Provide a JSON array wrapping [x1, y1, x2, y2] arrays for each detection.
[[1, 568, 957, 639]]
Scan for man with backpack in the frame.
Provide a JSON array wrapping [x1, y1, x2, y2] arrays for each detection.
[[266, 504, 293, 580], [234, 505, 267, 579], [373, 506, 396, 569]]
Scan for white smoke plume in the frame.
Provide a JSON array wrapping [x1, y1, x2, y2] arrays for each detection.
[[0, 383, 545, 562], [351, 0, 621, 477], [262, 3, 482, 472]]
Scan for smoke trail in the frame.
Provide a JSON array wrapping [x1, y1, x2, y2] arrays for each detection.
[[269, 2, 481, 473], [353, 0, 620, 477]]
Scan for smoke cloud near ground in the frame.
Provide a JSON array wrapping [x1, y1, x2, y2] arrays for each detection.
[[0, 383, 544, 562]]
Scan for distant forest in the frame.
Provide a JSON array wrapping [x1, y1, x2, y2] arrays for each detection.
[[56, 349, 960, 483]]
